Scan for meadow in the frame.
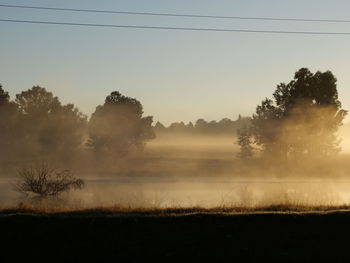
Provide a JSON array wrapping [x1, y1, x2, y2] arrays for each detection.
[[3, 132, 350, 261], [3, 131, 350, 210]]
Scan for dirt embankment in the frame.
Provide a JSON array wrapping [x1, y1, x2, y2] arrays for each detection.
[[2, 210, 350, 261]]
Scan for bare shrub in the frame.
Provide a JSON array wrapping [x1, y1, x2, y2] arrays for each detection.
[[14, 163, 84, 200]]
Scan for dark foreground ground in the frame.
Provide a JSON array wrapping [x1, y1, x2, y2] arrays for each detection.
[[2, 210, 350, 261]]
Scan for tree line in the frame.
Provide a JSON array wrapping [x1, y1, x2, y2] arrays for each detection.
[[0, 67, 346, 170], [154, 116, 251, 135], [0, 86, 155, 167]]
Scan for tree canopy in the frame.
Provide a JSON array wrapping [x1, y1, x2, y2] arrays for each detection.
[[0, 86, 156, 167], [0, 86, 87, 165], [246, 68, 347, 160], [0, 85, 20, 158], [88, 91, 155, 156]]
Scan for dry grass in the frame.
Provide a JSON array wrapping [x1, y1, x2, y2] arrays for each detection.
[[2, 202, 350, 216]]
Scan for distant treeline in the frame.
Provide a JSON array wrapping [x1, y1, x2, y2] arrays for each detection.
[[154, 116, 251, 135]]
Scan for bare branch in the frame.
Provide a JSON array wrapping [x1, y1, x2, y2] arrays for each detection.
[[14, 163, 84, 198]]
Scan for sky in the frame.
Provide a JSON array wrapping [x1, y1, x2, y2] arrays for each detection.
[[1, 0, 350, 125]]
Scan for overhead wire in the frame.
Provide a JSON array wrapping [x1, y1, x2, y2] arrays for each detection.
[[1, 18, 350, 35], [0, 3, 350, 23]]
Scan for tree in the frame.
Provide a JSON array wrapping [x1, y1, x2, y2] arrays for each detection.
[[0, 85, 20, 161], [186, 122, 195, 131], [195, 119, 208, 133], [15, 86, 87, 162], [14, 162, 84, 201], [88, 91, 155, 156], [158, 116, 251, 135], [15, 86, 61, 117], [0, 84, 9, 105], [154, 121, 166, 133], [249, 68, 347, 160], [168, 121, 188, 133], [237, 126, 254, 160]]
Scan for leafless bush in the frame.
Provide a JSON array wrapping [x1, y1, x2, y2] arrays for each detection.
[[14, 163, 84, 199]]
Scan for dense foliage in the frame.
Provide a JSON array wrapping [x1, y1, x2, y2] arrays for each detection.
[[88, 91, 155, 156], [240, 68, 347, 160], [0, 86, 155, 166]]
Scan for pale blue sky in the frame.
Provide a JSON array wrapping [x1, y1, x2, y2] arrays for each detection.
[[1, 0, 350, 124]]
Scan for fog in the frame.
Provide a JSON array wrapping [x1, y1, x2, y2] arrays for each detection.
[[2, 130, 350, 209], [1, 76, 350, 210]]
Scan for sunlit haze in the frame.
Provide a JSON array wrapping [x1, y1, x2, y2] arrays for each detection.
[[4, 2, 350, 260]]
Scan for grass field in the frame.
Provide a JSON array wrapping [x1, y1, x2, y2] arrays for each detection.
[[3, 134, 350, 260]]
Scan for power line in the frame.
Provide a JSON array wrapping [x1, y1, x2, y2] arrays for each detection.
[[0, 3, 350, 23], [1, 18, 350, 35]]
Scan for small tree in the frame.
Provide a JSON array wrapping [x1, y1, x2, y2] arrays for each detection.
[[14, 163, 84, 201], [237, 126, 254, 160]]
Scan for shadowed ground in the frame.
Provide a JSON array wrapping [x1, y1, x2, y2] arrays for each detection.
[[2, 210, 350, 261]]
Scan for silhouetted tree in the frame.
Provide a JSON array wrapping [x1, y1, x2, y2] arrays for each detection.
[[15, 86, 87, 162], [0, 85, 19, 161], [0, 84, 9, 104], [14, 162, 84, 202], [186, 122, 195, 131], [168, 122, 188, 133], [195, 119, 209, 133], [250, 68, 347, 160], [237, 126, 254, 160], [155, 116, 252, 135], [154, 121, 166, 132], [88, 91, 155, 156]]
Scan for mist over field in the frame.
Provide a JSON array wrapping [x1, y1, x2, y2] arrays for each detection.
[[4, 3, 350, 261], [1, 68, 350, 210], [2, 129, 350, 208]]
